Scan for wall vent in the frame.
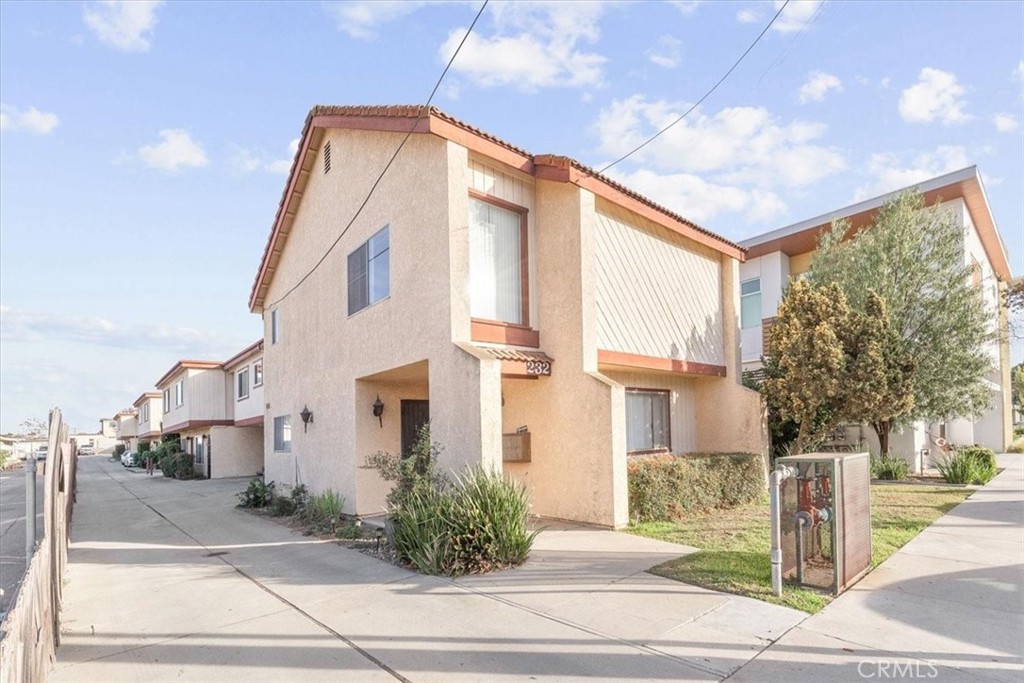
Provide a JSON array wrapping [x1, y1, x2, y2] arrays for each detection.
[[323, 141, 331, 174]]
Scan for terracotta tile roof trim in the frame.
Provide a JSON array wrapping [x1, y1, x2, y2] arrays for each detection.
[[478, 347, 554, 363], [223, 339, 264, 369], [249, 104, 746, 310]]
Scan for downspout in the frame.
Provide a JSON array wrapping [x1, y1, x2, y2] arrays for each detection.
[[769, 464, 797, 596]]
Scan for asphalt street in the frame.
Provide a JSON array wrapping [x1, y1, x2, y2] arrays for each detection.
[[0, 462, 45, 618]]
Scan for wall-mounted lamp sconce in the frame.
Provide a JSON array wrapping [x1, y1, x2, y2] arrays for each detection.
[[372, 395, 384, 428], [300, 405, 314, 433]]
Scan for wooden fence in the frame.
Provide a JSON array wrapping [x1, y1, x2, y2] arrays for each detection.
[[0, 408, 76, 683]]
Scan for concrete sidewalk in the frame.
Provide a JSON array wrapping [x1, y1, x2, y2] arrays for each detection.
[[51, 456, 803, 682], [729, 454, 1024, 682]]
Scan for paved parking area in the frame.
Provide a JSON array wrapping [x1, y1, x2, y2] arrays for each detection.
[[51, 456, 803, 682]]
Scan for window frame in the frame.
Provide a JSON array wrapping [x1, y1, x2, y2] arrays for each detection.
[[467, 190, 530, 330], [270, 309, 279, 345], [347, 225, 390, 316], [174, 379, 184, 407], [252, 360, 263, 387], [625, 388, 672, 455], [740, 277, 762, 330], [162, 389, 170, 413], [236, 367, 250, 401], [273, 415, 292, 453]]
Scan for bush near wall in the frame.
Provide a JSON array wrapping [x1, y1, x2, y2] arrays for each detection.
[[627, 453, 766, 523]]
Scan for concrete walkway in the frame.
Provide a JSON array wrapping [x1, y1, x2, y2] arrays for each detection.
[[729, 454, 1024, 682], [51, 456, 803, 682]]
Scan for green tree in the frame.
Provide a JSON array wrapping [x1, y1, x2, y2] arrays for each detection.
[[763, 281, 849, 454], [808, 191, 992, 451], [1012, 362, 1024, 409], [19, 417, 47, 437]]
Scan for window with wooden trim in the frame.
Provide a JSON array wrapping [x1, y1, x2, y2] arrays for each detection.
[[273, 415, 292, 452], [237, 368, 250, 401], [625, 389, 671, 453], [252, 360, 263, 387], [348, 226, 390, 315], [469, 196, 528, 326], [740, 278, 761, 330]]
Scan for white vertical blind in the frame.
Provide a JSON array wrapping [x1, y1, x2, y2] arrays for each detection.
[[626, 390, 670, 452], [469, 198, 522, 324]]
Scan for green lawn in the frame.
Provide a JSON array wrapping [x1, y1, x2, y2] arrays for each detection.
[[628, 484, 972, 614]]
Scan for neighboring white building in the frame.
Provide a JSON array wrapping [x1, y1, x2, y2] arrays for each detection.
[[740, 166, 1014, 457], [113, 409, 138, 452]]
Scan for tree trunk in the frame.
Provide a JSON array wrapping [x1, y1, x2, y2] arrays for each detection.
[[794, 421, 809, 455], [873, 420, 891, 456]]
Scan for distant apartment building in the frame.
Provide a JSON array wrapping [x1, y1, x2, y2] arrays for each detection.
[[740, 167, 1013, 457]]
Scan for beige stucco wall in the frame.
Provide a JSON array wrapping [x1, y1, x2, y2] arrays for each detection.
[[594, 201, 725, 365], [209, 425, 263, 479]]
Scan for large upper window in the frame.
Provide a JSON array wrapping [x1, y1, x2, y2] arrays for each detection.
[[237, 368, 250, 401], [348, 226, 390, 315], [469, 197, 526, 325], [626, 389, 670, 453], [273, 415, 292, 452], [174, 379, 184, 407], [740, 278, 761, 330]]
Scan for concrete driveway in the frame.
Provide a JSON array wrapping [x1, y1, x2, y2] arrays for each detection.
[[51, 457, 804, 682]]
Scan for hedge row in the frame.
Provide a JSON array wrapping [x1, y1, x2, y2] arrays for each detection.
[[627, 453, 765, 523]]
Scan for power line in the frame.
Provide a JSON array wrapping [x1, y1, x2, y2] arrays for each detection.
[[596, 0, 790, 176], [267, 0, 489, 310]]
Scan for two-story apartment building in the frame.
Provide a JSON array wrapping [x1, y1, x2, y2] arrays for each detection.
[[739, 166, 1013, 457], [113, 409, 138, 452], [248, 105, 765, 528], [155, 340, 264, 479], [133, 391, 163, 445]]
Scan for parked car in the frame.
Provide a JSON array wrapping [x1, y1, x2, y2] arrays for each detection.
[[121, 451, 137, 467], [77, 444, 95, 456], [35, 445, 48, 460]]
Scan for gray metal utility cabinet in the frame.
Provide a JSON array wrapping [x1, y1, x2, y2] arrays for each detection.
[[775, 452, 872, 595]]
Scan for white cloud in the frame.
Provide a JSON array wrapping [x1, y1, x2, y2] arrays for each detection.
[[993, 113, 1019, 133], [440, 2, 608, 91], [137, 129, 208, 171], [647, 35, 682, 69], [1015, 60, 1024, 83], [798, 70, 842, 103], [593, 96, 846, 189], [230, 138, 301, 175], [738, 1, 822, 32], [606, 169, 788, 225], [853, 145, 971, 201], [323, 0, 426, 40], [668, 1, 702, 14], [0, 304, 230, 351], [0, 104, 59, 134], [83, 0, 163, 52], [899, 68, 971, 124]]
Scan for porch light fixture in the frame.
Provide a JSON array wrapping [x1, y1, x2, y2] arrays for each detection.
[[372, 395, 385, 428], [300, 405, 314, 432]]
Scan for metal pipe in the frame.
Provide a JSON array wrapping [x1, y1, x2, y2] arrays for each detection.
[[795, 515, 806, 584], [769, 465, 796, 596], [26, 454, 37, 562]]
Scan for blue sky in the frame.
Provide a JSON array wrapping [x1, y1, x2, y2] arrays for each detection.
[[1, 0, 1021, 433]]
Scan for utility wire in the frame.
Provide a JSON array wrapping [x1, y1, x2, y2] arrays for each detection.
[[267, 0, 489, 310], [596, 0, 790, 176]]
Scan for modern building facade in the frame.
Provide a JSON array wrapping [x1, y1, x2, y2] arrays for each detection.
[[248, 105, 766, 528], [740, 166, 1013, 457]]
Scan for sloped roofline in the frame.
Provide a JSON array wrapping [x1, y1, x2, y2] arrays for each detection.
[[741, 166, 1011, 281], [248, 105, 746, 312], [155, 360, 222, 390]]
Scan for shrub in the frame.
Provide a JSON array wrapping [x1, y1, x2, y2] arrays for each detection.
[[364, 423, 449, 509], [936, 446, 997, 485], [158, 451, 194, 479], [237, 477, 275, 508], [299, 489, 346, 533], [390, 468, 538, 576], [871, 454, 910, 480], [270, 483, 308, 517], [1008, 439, 1024, 454], [1014, 425, 1024, 439], [114, 444, 126, 457], [138, 441, 152, 455], [0, 450, 9, 470], [627, 453, 765, 523]]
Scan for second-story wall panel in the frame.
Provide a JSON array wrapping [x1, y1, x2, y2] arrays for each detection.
[[594, 201, 725, 366]]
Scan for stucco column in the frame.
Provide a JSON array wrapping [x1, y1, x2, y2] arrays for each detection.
[[429, 350, 503, 475]]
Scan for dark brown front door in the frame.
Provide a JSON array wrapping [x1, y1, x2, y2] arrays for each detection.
[[400, 400, 430, 457]]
